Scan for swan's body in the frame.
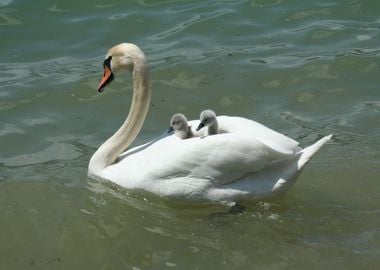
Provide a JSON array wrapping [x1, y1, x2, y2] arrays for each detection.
[[170, 113, 193, 139], [197, 110, 219, 135], [88, 43, 332, 203]]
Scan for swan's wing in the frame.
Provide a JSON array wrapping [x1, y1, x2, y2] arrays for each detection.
[[107, 132, 295, 188], [200, 116, 300, 155], [117, 129, 173, 160]]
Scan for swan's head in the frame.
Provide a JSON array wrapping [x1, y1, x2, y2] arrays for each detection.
[[170, 113, 189, 132], [196, 110, 217, 131], [97, 43, 147, 92]]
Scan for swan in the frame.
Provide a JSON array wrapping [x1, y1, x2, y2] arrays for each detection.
[[196, 110, 219, 135], [88, 43, 332, 203], [170, 113, 193, 139]]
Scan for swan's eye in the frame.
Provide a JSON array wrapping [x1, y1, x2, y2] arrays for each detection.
[[103, 56, 112, 69]]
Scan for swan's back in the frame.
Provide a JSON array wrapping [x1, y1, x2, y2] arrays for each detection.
[[190, 116, 300, 154], [101, 116, 331, 201]]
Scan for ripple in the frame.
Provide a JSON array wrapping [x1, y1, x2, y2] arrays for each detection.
[[297, 92, 316, 103], [251, 0, 283, 7], [151, 43, 294, 69], [0, 101, 16, 110], [0, 57, 99, 89], [312, 29, 334, 39], [169, 0, 244, 12], [48, 4, 70, 13], [0, 8, 22, 25], [357, 101, 380, 112], [336, 48, 380, 57], [0, 142, 82, 166], [148, 9, 231, 40], [249, 46, 380, 69], [218, 95, 244, 107], [357, 34, 371, 41], [134, 0, 191, 7], [155, 72, 206, 89], [0, 123, 24, 136], [305, 64, 338, 79], [287, 19, 380, 33], [290, 8, 331, 20], [258, 55, 307, 68], [0, 0, 13, 7], [21, 117, 54, 126]]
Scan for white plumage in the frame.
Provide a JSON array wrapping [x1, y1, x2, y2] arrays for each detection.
[[88, 43, 332, 203]]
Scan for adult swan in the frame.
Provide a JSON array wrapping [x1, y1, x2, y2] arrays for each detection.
[[88, 43, 332, 203]]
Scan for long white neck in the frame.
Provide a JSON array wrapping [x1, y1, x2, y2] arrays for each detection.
[[89, 56, 151, 174]]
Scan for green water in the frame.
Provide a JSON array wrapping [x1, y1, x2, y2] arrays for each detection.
[[1, 0, 379, 269]]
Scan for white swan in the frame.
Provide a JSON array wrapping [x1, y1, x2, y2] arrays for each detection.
[[196, 110, 219, 135], [88, 43, 332, 203]]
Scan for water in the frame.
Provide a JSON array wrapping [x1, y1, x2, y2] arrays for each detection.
[[1, 0, 379, 269]]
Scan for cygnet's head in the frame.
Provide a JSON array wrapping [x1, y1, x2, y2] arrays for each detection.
[[196, 110, 217, 132], [170, 113, 191, 139]]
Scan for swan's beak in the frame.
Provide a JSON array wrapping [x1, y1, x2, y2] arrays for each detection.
[[97, 65, 114, 92], [196, 123, 205, 131]]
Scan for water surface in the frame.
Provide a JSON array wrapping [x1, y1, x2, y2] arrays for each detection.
[[1, 0, 379, 269]]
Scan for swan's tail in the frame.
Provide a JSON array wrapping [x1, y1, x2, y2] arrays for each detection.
[[297, 134, 332, 170]]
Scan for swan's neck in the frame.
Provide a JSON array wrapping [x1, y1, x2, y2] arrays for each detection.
[[89, 60, 151, 174]]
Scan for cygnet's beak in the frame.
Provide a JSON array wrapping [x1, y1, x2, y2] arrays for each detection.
[[196, 122, 205, 131], [167, 126, 174, 134]]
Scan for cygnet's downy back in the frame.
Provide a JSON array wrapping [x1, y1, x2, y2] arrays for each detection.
[[196, 110, 218, 135], [170, 113, 193, 139]]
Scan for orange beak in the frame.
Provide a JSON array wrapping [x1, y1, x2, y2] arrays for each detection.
[[97, 65, 114, 92]]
